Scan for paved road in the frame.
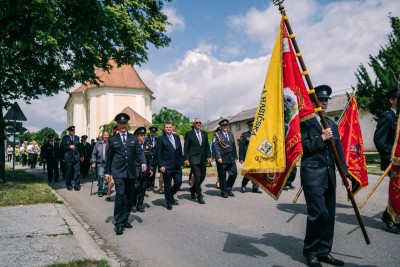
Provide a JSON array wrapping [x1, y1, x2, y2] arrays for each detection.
[[45, 167, 398, 267]]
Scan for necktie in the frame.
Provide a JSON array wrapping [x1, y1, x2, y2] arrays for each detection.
[[152, 137, 155, 144], [224, 132, 229, 141], [51, 142, 54, 147], [169, 135, 176, 149], [122, 133, 127, 147], [197, 131, 202, 144], [71, 136, 73, 142]]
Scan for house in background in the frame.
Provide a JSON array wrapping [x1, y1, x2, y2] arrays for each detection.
[[64, 61, 153, 138], [223, 93, 377, 152]]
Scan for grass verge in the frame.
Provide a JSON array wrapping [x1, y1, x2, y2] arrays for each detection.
[[0, 170, 57, 206], [47, 259, 109, 267]]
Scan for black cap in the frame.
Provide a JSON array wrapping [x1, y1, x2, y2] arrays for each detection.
[[48, 134, 54, 138], [55, 137, 61, 141], [246, 119, 254, 125], [134, 127, 146, 135], [81, 135, 88, 139], [219, 119, 229, 126], [315, 85, 332, 99], [67, 126, 75, 131], [114, 113, 130, 123], [149, 126, 158, 132], [385, 87, 398, 99]]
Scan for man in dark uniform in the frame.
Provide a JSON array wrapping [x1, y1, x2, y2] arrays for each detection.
[[61, 126, 83, 191], [184, 118, 211, 204], [105, 113, 146, 235], [373, 87, 400, 234], [56, 137, 65, 179], [145, 126, 158, 191], [212, 119, 238, 198], [157, 121, 184, 210], [132, 127, 153, 212], [42, 134, 61, 184], [300, 85, 351, 267], [79, 135, 91, 178], [239, 119, 261, 194]]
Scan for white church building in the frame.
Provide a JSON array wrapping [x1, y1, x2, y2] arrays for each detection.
[[64, 61, 153, 138]]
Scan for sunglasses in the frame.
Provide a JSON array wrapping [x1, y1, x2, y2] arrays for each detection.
[[194, 122, 202, 124]]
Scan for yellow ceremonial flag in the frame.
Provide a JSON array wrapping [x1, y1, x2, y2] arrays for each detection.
[[242, 25, 285, 174]]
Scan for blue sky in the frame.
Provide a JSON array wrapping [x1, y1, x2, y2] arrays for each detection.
[[13, 0, 400, 134]]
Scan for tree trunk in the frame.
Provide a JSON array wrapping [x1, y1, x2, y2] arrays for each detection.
[[0, 100, 6, 183]]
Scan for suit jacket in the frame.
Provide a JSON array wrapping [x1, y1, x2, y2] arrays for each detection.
[[184, 129, 211, 165], [212, 131, 237, 164], [61, 135, 82, 161], [374, 109, 396, 170], [157, 133, 184, 171], [79, 142, 92, 163], [300, 117, 348, 188], [145, 135, 158, 165], [238, 130, 251, 161], [42, 141, 61, 161], [105, 132, 146, 179]]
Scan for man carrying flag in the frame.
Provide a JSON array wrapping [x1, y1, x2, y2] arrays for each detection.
[[300, 85, 351, 267]]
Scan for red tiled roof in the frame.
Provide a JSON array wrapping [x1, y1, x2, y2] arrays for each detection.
[[72, 60, 151, 93], [116, 106, 150, 127]]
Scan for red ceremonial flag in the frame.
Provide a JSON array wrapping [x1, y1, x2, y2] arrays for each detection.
[[338, 96, 368, 195], [245, 20, 314, 199]]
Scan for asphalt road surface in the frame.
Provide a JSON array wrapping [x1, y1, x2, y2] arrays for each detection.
[[54, 170, 397, 267]]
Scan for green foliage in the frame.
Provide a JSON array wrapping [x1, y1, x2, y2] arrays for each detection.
[[18, 127, 58, 145], [355, 16, 400, 119], [152, 107, 192, 136], [46, 259, 109, 267]]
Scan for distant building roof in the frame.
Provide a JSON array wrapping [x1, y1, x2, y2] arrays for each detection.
[[206, 116, 234, 131], [116, 107, 150, 127], [229, 108, 257, 123], [71, 60, 152, 94], [326, 94, 349, 113]]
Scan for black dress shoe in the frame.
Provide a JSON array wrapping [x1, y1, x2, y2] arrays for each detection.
[[132, 206, 137, 213], [98, 192, 104, 197], [105, 196, 111, 202], [116, 226, 124, 235], [167, 203, 172, 210], [124, 221, 133, 228], [227, 191, 235, 197], [67, 185, 73, 191], [221, 192, 228, 198], [241, 186, 246, 193], [306, 257, 322, 267], [252, 188, 262, 194], [137, 205, 145, 212], [283, 185, 290, 191], [74, 186, 81, 191], [382, 210, 400, 234], [317, 254, 344, 266], [289, 184, 296, 190], [197, 197, 205, 204]]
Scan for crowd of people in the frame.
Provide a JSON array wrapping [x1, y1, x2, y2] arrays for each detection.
[[5, 84, 400, 267]]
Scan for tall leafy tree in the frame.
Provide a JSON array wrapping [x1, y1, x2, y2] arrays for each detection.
[[355, 16, 400, 119], [0, 0, 171, 182], [152, 107, 192, 136]]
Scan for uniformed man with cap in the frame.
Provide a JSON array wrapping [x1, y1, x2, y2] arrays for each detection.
[[212, 119, 238, 198], [239, 119, 261, 194], [145, 126, 158, 191], [132, 126, 153, 212], [55, 137, 65, 179], [61, 126, 83, 191], [300, 85, 351, 267], [105, 113, 147, 235], [42, 134, 61, 184], [79, 135, 92, 178], [374, 87, 400, 234]]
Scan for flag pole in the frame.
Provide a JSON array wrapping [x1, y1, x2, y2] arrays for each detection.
[[273, 0, 370, 244], [359, 163, 391, 209]]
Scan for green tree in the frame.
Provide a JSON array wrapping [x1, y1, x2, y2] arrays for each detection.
[[152, 107, 192, 136], [0, 0, 171, 182], [355, 16, 400, 119]]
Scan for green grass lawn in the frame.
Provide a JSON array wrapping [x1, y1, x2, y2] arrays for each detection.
[[0, 170, 57, 206], [47, 259, 109, 267]]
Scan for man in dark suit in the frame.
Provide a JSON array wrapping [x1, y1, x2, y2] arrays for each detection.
[[300, 85, 351, 267], [105, 113, 146, 235], [157, 121, 184, 210], [239, 120, 261, 194], [61, 126, 83, 191], [212, 119, 238, 198], [42, 134, 61, 184], [184, 118, 211, 204], [79, 135, 91, 178], [373, 87, 400, 234], [145, 126, 158, 191]]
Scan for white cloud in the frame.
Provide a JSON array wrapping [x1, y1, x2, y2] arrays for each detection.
[[164, 7, 185, 33]]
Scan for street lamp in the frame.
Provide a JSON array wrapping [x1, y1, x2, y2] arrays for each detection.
[[191, 97, 208, 129]]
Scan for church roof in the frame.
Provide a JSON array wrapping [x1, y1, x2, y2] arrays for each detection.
[[117, 106, 151, 127], [71, 60, 152, 94]]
